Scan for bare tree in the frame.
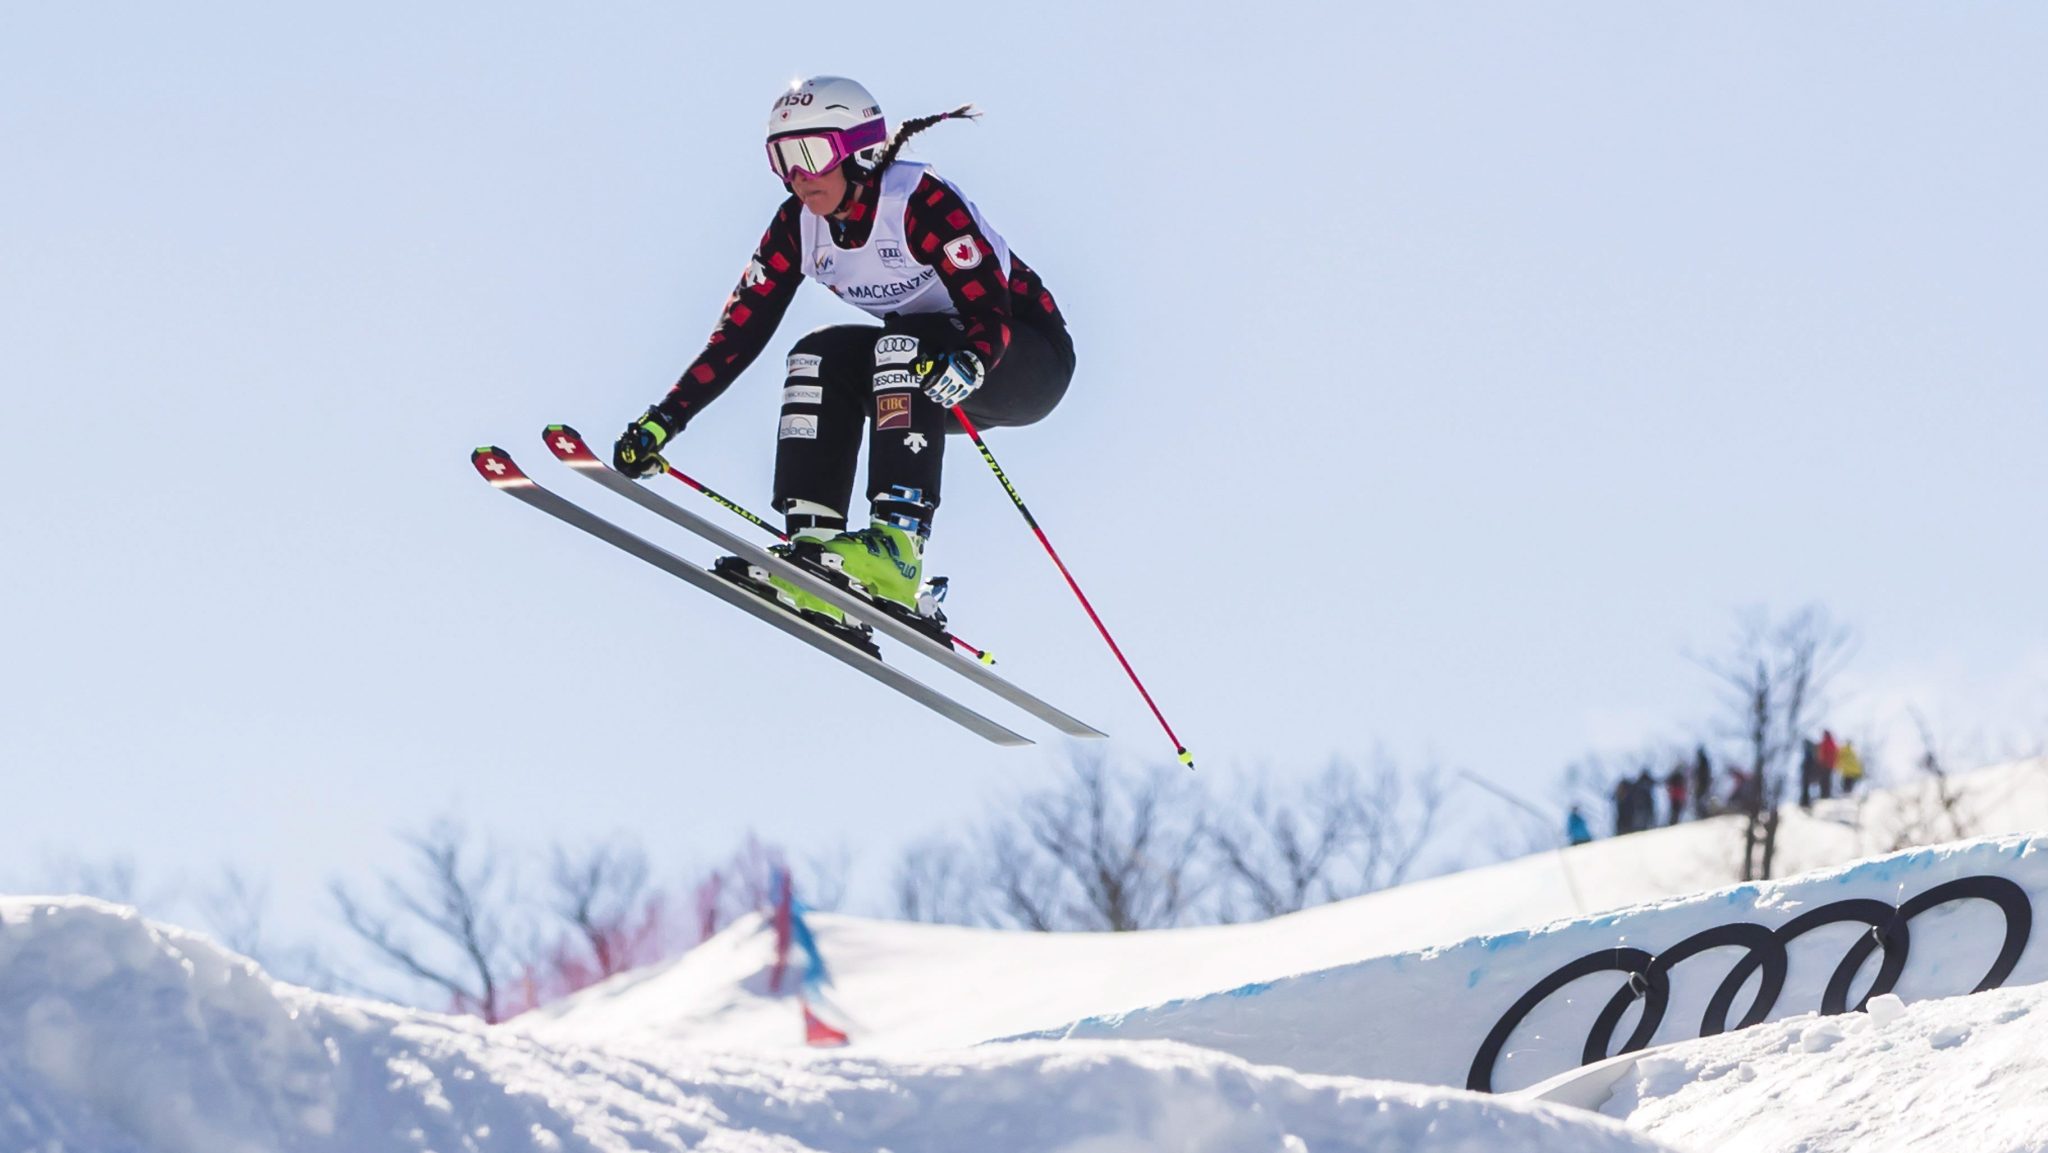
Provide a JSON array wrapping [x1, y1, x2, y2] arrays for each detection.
[[1731, 654, 1782, 881], [799, 843, 855, 913], [894, 836, 988, 925], [332, 821, 517, 1023], [1209, 758, 1445, 920], [1349, 759, 1447, 888], [199, 866, 270, 960], [1879, 710, 1977, 851], [985, 752, 1210, 932], [37, 854, 144, 907], [694, 833, 790, 939], [196, 866, 340, 992], [1698, 606, 1853, 881], [986, 826, 1063, 931], [1210, 770, 1354, 922], [547, 839, 663, 983], [692, 871, 726, 944]]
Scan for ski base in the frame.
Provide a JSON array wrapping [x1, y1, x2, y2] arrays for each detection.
[[710, 555, 882, 660], [539, 425, 1107, 741], [471, 446, 1031, 747]]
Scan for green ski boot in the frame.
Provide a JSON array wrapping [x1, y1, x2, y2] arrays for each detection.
[[768, 520, 925, 621]]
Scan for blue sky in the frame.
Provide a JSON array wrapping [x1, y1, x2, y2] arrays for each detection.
[[3, 2, 2044, 949]]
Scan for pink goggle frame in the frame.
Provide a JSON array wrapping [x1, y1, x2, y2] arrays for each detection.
[[766, 120, 887, 182]]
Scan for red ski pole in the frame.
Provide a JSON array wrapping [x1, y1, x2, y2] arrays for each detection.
[[950, 407, 1193, 768]]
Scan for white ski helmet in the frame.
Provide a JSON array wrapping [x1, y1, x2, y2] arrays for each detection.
[[764, 75, 888, 181]]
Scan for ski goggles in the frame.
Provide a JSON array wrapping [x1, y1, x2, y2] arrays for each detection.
[[766, 120, 887, 182]]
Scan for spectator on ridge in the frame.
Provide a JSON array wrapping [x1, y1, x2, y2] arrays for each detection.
[[1838, 740, 1865, 795], [1692, 745, 1713, 819], [1818, 730, 1840, 800], [1613, 776, 1636, 835], [1633, 768, 1659, 832], [1799, 737, 1821, 808], [1664, 766, 1689, 826], [1727, 766, 1756, 814], [1567, 805, 1593, 846]]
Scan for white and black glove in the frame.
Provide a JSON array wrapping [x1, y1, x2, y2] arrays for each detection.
[[912, 349, 984, 409]]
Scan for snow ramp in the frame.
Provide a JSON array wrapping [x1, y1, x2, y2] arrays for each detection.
[[0, 897, 1678, 1153], [1022, 835, 2046, 1095]]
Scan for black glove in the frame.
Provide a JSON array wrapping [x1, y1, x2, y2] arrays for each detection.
[[613, 405, 681, 478], [911, 348, 985, 408]]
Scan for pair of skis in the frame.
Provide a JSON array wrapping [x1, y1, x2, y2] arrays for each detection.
[[470, 427, 1106, 747]]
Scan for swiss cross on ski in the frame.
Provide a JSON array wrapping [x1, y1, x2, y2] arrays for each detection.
[[470, 448, 527, 488]]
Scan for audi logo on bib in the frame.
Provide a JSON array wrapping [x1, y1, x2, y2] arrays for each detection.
[[1466, 874, 2034, 1093]]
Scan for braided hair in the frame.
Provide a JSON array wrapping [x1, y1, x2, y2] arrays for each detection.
[[868, 104, 980, 175]]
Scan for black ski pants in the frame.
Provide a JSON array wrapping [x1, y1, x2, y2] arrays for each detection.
[[771, 312, 1074, 534]]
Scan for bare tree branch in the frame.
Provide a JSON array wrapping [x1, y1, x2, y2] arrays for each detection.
[[331, 821, 514, 1022], [38, 855, 145, 907], [987, 827, 1060, 931], [1695, 606, 1853, 880], [1208, 757, 1449, 920], [199, 866, 269, 960], [799, 843, 854, 913], [985, 751, 1210, 932], [1878, 709, 1977, 851], [549, 839, 654, 980], [894, 836, 988, 925]]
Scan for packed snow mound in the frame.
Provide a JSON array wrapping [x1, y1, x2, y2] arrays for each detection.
[[1604, 980, 2048, 1152], [0, 897, 338, 1152], [1038, 834, 2047, 1093], [11, 761, 2048, 1151], [0, 897, 1676, 1153], [531, 759, 2048, 1055]]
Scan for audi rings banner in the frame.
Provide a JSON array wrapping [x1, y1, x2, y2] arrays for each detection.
[[1020, 835, 2047, 1095]]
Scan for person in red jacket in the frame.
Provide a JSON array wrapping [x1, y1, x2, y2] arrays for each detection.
[[1664, 766, 1689, 826], [612, 76, 1074, 635], [1817, 729, 1840, 800]]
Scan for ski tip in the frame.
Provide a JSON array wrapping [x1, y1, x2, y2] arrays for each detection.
[[471, 446, 531, 487], [543, 425, 598, 465]]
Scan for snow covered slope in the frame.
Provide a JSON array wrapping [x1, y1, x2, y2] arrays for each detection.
[[7, 760, 2048, 1151], [10, 892, 2048, 1151], [528, 758, 2048, 1055], [1602, 981, 2048, 1151], [0, 898, 1673, 1153], [1037, 834, 2045, 1093]]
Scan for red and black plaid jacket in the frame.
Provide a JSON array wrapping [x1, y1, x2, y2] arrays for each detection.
[[656, 170, 1064, 427]]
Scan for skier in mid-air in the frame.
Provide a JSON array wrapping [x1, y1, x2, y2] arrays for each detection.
[[612, 75, 1074, 635]]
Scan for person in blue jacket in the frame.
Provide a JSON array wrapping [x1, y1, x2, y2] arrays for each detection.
[[1566, 805, 1593, 846]]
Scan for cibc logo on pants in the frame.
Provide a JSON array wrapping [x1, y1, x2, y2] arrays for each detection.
[[875, 392, 913, 431]]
